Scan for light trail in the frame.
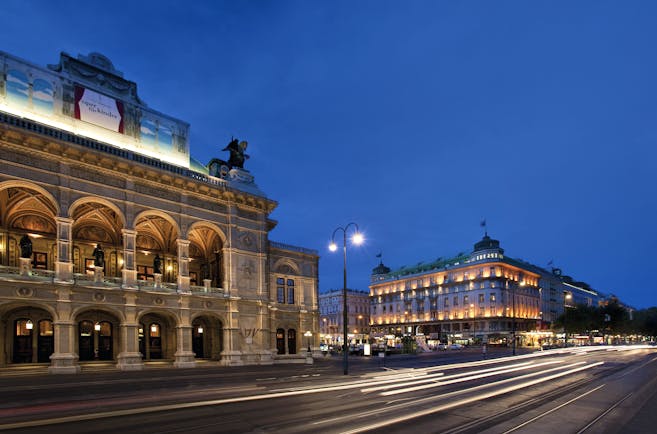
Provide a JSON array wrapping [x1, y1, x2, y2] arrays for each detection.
[[314, 361, 588, 427], [379, 360, 563, 396], [361, 361, 539, 393], [342, 362, 604, 434]]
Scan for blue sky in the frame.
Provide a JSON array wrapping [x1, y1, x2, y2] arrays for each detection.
[[2, 1, 656, 308]]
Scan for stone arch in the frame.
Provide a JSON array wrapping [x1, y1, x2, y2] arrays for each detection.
[[1, 302, 57, 365], [272, 258, 301, 275], [190, 311, 225, 360], [70, 305, 126, 324], [133, 210, 180, 254], [0, 181, 59, 270], [0, 300, 58, 321], [187, 221, 227, 287], [185, 221, 227, 245], [73, 307, 122, 362], [136, 308, 179, 361], [132, 210, 180, 235], [0, 180, 60, 217], [68, 196, 126, 228]]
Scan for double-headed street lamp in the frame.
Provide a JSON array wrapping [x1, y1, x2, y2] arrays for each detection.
[[329, 223, 364, 375]]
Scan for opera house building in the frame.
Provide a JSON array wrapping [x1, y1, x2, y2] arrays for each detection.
[[0, 50, 319, 373]]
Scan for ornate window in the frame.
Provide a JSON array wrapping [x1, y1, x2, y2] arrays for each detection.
[[286, 279, 295, 304]]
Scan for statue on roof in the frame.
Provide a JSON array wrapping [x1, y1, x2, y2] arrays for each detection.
[[222, 137, 249, 169]]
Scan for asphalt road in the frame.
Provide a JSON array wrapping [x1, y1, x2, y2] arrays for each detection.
[[0, 345, 655, 434]]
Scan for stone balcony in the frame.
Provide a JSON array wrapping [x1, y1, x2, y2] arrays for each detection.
[[0, 265, 227, 297]]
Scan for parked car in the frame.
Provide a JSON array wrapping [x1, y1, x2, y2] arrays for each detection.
[[436, 343, 448, 351], [448, 343, 464, 350]]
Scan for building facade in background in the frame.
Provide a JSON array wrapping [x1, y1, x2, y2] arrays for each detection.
[[369, 234, 606, 349], [0, 50, 319, 373], [319, 289, 370, 350]]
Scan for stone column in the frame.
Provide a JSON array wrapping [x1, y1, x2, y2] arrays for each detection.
[[173, 325, 196, 368], [256, 302, 273, 364], [0, 230, 7, 266], [220, 297, 243, 366], [268, 305, 279, 355], [173, 294, 195, 368], [176, 239, 190, 293], [121, 229, 137, 289], [116, 291, 143, 371], [54, 217, 74, 283], [49, 287, 80, 374]]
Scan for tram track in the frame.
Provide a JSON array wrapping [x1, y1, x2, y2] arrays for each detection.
[[438, 357, 645, 434]]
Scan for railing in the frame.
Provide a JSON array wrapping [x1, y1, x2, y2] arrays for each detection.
[[0, 266, 226, 297], [0, 111, 271, 201], [269, 241, 318, 256]]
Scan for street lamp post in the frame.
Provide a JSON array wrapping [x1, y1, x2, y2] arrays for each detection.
[[507, 279, 517, 356], [329, 223, 363, 375], [304, 330, 312, 353], [470, 303, 475, 344], [564, 293, 572, 348]]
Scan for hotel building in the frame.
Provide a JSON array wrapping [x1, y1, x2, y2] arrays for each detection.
[[370, 234, 550, 347]]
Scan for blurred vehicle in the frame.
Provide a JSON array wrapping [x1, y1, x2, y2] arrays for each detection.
[[448, 343, 463, 350], [436, 343, 448, 351]]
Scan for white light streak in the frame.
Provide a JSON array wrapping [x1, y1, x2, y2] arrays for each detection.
[[342, 362, 604, 434]]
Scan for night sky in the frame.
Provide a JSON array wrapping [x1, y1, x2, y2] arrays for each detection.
[[2, 1, 655, 308]]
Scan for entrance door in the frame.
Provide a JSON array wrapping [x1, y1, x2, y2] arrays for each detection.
[[37, 320, 54, 363], [97, 322, 113, 360], [78, 321, 94, 361], [138, 325, 145, 358], [149, 323, 162, 359], [287, 329, 297, 355], [276, 328, 285, 354], [192, 324, 204, 358], [13, 319, 33, 363]]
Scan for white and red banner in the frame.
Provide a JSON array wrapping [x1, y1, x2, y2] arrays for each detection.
[[74, 86, 124, 133]]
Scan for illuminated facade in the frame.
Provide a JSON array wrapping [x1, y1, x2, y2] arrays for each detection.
[[319, 289, 370, 347], [369, 234, 542, 346], [0, 50, 319, 373]]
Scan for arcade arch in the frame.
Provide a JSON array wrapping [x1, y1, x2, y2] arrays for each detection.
[[134, 212, 179, 283], [187, 222, 226, 288]]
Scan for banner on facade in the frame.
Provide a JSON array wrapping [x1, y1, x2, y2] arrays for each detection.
[[74, 86, 124, 133]]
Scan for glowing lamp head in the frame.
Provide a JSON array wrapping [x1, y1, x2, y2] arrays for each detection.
[[25, 320, 33, 330], [328, 242, 338, 252], [352, 232, 364, 245]]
